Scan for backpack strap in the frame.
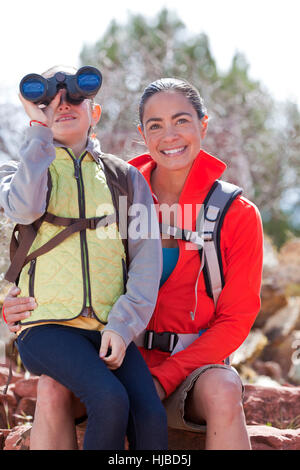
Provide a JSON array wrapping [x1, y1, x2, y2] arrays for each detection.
[[201, 180, 243, 305], [159, 179, 243, 306], [5, 171, 53, 284]]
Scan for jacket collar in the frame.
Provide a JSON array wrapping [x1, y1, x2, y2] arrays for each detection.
[[129, 149, 227, 203], [54, 137, 102, 163]]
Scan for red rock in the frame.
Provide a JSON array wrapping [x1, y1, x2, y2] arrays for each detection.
[[248, 425, 300, 450], [3, 424, 31, 450], [0, 392, 17, 429], [0, 366, 24, 387], [14, 377, 38, 398], [15, 397, 36, 424], [168, 428, 205, 450], [243, 384, 300, 428]]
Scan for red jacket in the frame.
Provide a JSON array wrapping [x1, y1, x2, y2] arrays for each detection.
[[129, 150, 263, 397]]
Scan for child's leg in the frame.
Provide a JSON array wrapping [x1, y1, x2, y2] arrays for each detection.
[[113, 342, 168, 450], [17, 325, 129, 450]]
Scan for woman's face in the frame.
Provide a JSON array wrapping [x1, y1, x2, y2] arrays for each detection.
[[140, 91, 206, 173]]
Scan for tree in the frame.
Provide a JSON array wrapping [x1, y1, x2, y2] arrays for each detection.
[[70, 9, 300, 245]]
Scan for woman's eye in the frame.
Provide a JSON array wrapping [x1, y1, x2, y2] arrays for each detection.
[[176, 118, 188, 125], [149, 123, 161, 130]]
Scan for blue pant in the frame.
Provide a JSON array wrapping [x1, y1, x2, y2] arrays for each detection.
[[17, 325, 168, 450]]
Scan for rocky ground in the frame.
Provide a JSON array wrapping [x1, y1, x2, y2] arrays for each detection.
[[1, 207, 300, 450]]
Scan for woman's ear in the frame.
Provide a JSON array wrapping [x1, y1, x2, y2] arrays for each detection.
[[137, 124, 146, 143], [92, 103, 101, 125], [201, 115, 208, 139]]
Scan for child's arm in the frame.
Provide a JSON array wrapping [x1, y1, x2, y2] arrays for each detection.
[[0, 92, 62, 224], [102, 165, 162, 349], [0, 126, 56, 224]]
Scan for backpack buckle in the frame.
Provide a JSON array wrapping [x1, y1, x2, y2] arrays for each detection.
[[144, 330, 179, 353], [203, 231, 213, 241]]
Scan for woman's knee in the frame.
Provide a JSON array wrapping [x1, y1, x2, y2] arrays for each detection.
[[193, 368, 243, 419]]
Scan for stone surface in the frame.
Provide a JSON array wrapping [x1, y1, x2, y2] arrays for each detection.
[[243, 384, 300, 429], [14, 377, 38, 398], [3, 424, 31, 450]]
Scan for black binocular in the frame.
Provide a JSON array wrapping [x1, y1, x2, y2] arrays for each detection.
[[20, 66, 102, 106]]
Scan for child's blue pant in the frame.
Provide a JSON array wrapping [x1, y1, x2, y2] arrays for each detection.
[[17, 324, 168, 450]]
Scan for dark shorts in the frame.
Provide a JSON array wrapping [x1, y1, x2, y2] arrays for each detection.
[[163, 364, 244, 432]]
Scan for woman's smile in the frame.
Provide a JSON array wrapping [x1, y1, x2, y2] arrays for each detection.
[[160, 145, 188, 156]]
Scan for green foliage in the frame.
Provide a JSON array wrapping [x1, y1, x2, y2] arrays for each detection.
[[79, 8, 300, 246]]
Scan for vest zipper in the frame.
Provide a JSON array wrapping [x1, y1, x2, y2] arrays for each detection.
[[67, 149, 93, 311], [28, 259, 36, 297]]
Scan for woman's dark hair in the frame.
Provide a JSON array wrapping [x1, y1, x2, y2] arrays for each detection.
[[139, 78, 207, 128]]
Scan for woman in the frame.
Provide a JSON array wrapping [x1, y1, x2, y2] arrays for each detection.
[[2, 78, 263, 450]]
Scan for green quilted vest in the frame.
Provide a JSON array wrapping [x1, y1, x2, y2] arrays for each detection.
[[17, 146, 127, 325]]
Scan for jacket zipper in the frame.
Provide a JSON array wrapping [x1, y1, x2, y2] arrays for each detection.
[[68, 149, 92, 310], [28, 259, 36, 297]]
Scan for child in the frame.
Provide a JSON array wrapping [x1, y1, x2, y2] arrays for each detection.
[[0, 65, 167, 450]]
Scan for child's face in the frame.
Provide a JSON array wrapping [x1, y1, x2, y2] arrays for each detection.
[[51, 89, 100, 146]]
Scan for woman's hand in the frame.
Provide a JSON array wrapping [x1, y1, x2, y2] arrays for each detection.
[[19, 89, 63, 128], [1, 286, 37, 333], [99, 330, 126, 370], [152, 377, 166, 401]]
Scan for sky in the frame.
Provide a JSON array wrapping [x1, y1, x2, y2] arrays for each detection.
[[1, 0, 300, 107]]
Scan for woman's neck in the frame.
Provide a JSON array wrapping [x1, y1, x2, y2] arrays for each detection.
[[151, 165, 191, 204]]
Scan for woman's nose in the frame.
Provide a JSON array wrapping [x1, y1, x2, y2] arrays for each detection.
[[162, 125, 179, 141]]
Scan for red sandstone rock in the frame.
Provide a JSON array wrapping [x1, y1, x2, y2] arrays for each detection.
[[0, 366, 23, 387], [0, 391, 17, 429], [3, 424, 31, 450], [15, 397, 36, 424], [14, 377, 38, 398], [248, 425, 300, 450], [243, 384, 300, 428]]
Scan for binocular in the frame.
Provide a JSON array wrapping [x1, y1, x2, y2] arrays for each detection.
[[19, 66, 102, 106]]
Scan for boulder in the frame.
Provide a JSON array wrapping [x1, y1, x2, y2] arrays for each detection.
[[255, 281, 288, 328], [0, 390, 17, 429], [262, 297, 300, 345], [248, 425, 300, 450], [262, 330, 300, 380], [14, 397, 36, 424], [243, 384, 300, 429], [14, 377, 38, 399], [231, 329, 268, 367], [3, 424, 31, 450], [278, 238, 300, 292]]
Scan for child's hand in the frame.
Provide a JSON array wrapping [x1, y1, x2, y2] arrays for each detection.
[[2, 285, 37, 333], [19, 89, 63, 128], [99, 331, 126, 370]]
